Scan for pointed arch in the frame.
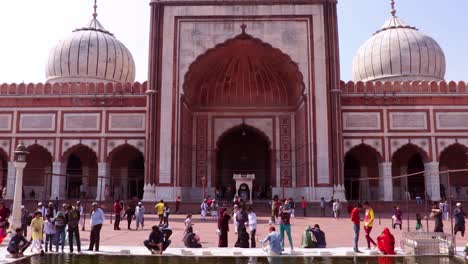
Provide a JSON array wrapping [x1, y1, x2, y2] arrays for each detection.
[[61, 143, 98, 163], [216, 124, 272, 149], [183, 31, 305, 108], [392, 143, 430, 163], [24, 144, 53, 200], [107, 143, 144, 162], [344, 143, 383, 163]]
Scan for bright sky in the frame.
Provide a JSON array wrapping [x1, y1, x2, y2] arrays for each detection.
[[0, 0, 466, 83]]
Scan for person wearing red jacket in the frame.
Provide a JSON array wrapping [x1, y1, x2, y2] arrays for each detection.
[[350, 203, 362, 253], [113, 200, 122, 230]]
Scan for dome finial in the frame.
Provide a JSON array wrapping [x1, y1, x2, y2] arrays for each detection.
[[390, 0, 397, 17], [92, 0, 98, 19]]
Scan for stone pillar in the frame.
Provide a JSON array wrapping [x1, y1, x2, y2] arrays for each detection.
[[95, 162, 110, 201], [399, 166, 409, 200], [82, 166, 89, 198], [43, 166, 52, 201], [10, 161, 26, 230], [120, 167, 128, 199], [424, 162, 441, 201], [50, 162, 66, 200], [379, 162, 393, 201], [5, 162, 16, 199], [143, 2, 164, 203], [359, 166, 370, 200]]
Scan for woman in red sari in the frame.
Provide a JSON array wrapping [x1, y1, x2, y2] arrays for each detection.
[[377, 228, 395, 255], [217, 208, 231, 247]]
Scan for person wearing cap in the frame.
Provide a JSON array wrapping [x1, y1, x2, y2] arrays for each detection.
[[45, 202, 56, 218], [88, 202, 105, 251], [260, 226, 282, 255], [454, 202, 466, 237], [136, 202, 145, 230], [37, 202, 46, 218]]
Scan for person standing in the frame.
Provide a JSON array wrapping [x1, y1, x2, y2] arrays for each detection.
[[113, 200, 122, 230], [155, 200, 165, 225], [88, 202, 105, 252], [217, 208, 231, 247], [123, 204, 135, 230], [350, 203, 362, 253], [30, 211, 44, 253], [279, 199, 294, 252], [454, 203, 466, 237], [65, 205, 81, 253], [392, 206, 402, 230], [332, 199, 340, 219], [163, 203, 170, 226], [77, 201, 85, 231], [184, 214, 193, 231], [44, 215, 56, 252], [135, 202, 145, 230], [328, 197, 334, 217], [20, 205, 29, 238], [260, 226, 282, 255], [235, 204, 249, 248], [211, 200, 219, 220], [363, 201, 377, 250], [320, 197, 325, 217], [247, 206, 257, 248], [430, 202, 444, 233], [175, 196, 181, 214], [442, 201, 449, 221], [0, 202, 11, 224], [54, 207, 67, 253], [289, 198, 295, 218], [301, 197, 307, 217], [200, 199, 208, 221]]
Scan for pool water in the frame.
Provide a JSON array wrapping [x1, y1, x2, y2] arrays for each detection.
[[13, 255, 464, 264]]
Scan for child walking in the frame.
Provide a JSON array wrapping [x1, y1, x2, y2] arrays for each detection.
[[30, 212, 44, 253], [135, 202, 145, 230], [44, 215, 56, 252], [415, 213, 423, 232]]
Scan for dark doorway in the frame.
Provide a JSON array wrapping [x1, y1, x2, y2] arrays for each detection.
[[216, 125, 271, 200], [109, 145, 145, 200], [344, 155, 360, 200], [66, 154, 82, 199], [407, 154, 425, 199]]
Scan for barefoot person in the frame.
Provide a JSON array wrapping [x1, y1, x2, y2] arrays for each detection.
[[88, 202, 105, 252], [7, 228, 30, 258], [350, 203, 362, 253], [144, 225, 171, 254], [217, 208, 231, 247], [260, 226, 282, 255], [363, 201, 377, 250]]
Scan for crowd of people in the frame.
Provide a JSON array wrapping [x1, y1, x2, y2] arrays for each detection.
[[0, 195, 465, 258]]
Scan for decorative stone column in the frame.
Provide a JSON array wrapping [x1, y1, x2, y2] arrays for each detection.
[[95, 162, 110, 201], [5, 162, 16, 199], [424, 162, 441, 201], [379, 162, 393, 201], [43, 166, 52, 201], [50, 162, 66, 200], [10, 161, 26, 230]]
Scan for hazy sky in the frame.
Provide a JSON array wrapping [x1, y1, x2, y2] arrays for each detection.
[[0, 0, 466, 83]]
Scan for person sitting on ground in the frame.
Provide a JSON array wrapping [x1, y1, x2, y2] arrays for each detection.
[[377, 228, 395, 255], [144, 225, 164, 254], [260, 226, 282, 255], [7, 227, 30, 258], [300, 225, 317, 248], [183, 226, 202, 248], [311, 224, 326, 248]]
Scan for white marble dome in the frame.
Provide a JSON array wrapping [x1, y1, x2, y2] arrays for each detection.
[[46, 18, 135, 83], [352, 15, 446, 82]]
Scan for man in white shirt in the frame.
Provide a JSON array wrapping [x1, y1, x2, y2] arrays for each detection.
[[247, 206, 257, 248]]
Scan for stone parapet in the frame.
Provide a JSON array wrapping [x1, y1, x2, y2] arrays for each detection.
[[340, 80, 468, 94], [0, 82, 147, 96]]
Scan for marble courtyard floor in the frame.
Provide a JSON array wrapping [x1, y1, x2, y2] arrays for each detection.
[[1, 213, 467, 263]]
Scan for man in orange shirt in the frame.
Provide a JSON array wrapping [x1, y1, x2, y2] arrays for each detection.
[[350, 203, 362, 253], [363, 201, 377, 250]]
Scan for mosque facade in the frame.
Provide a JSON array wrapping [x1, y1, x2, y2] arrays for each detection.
[[0, 0, 466, 202]]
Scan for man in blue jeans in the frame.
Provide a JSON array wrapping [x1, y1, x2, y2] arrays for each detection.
[[350, 203, 362, 253], [279, 199, 293, 252]]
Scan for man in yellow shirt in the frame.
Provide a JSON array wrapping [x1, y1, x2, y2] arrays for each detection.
[[363, 201, 376, 250], [155, 200, 165, 225]]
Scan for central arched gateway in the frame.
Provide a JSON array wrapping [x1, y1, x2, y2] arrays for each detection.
[[215, 125, 272, 200]]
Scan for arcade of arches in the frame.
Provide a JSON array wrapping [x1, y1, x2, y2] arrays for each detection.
[[344, 143, 468, 201]]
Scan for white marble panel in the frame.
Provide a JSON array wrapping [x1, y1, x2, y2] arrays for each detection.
[[19, 113, 55, 131], [63, 113, 100, 131]]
